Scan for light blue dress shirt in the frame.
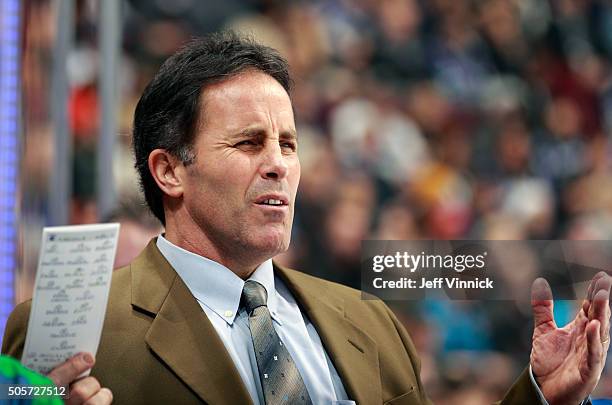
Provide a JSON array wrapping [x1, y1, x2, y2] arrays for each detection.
[[156, 235, 351, 405]]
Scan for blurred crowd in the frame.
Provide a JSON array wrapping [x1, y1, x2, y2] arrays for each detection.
[[19, 0, 612, 402]]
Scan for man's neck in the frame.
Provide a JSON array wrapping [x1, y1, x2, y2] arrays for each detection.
[[163, 227, 262, 280]]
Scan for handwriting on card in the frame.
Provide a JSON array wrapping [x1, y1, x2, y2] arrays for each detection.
[[22, 223, 120, 375]]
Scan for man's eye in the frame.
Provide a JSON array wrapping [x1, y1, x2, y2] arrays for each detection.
[[281, 142, 297, 151], [236, 140, 257, 147]]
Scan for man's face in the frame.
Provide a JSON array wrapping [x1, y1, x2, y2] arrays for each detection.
[[180, 70, 300, 261]]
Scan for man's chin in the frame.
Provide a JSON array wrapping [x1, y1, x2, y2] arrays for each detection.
[[249, 231, 290, 257]]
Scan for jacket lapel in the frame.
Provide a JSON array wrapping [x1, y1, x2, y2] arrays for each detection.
[[276, 264, 382, 405], [131, 240, 253, 405]]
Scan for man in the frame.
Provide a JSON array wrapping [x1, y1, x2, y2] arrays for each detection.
[[2, 32, 611, 405]]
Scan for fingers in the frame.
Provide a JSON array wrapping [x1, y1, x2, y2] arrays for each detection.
[[83, 388, 113, 405], [587, 272, 607, 300], [582, 272, 605, 313], [592, 272, 611, 300], [45, 352, 111, 405], [66, 376, 101, 405], [589, 279, 611, 343], [586, 319, 603, 372], [531, 278, 556, 330], [47, 352, 95, 387]]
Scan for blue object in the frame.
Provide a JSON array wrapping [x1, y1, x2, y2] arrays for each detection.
[[0, 0, 20, 341]]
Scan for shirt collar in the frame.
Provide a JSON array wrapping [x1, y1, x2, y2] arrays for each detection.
[[156, 235, 280, 325]]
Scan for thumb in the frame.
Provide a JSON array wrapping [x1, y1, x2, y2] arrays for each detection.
[[47, 352, 95, 387], [532, 278, 556, 330]]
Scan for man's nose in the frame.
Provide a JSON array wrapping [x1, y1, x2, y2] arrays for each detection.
[[260, 142, 288, 180]]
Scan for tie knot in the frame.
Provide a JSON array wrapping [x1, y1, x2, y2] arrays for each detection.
[[241, 280, 268, 315]]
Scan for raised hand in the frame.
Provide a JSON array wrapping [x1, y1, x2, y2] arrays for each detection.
[[530, 271, 611, 405]]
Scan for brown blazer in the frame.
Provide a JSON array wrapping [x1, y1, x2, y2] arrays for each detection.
[[2, 240, 539, 404]]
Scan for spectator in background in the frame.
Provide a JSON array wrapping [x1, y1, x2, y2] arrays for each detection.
[[103, 198, 163, 269]]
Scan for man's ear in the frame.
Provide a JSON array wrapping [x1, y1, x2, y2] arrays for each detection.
[[148, 149, 185, 198]]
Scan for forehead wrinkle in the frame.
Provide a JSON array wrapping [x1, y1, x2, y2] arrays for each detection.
[[229, 126, 297, 142], [230, 127, 266, 140]]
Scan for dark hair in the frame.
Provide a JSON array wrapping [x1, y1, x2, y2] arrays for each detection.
[[132, 31, 292, 225]]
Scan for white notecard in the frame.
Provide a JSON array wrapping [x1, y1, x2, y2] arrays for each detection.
[[21, 223, 120, 375]]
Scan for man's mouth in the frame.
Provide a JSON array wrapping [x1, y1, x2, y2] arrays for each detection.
[[259, 199, 285, 206], [254, 195, 289, 207]]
